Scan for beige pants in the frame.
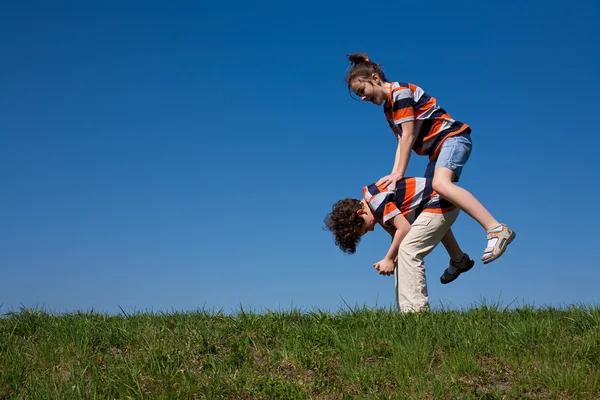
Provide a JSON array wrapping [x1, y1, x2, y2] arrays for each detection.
[[395, 209, 460, 313]]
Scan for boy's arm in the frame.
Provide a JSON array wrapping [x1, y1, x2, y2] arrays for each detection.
[[378, 221, 396, 238], [383, 213, 411, 262], [378, 222, 399, 263], [373, 214, 411, 276]]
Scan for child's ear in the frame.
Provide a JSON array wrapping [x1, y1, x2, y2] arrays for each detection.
[[356, 209, 366, 216]]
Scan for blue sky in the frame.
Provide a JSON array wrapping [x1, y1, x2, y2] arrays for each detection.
[[1, 0, 599, 314]]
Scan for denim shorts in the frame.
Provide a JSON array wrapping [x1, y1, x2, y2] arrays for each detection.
[[424, 133, 472, 182]]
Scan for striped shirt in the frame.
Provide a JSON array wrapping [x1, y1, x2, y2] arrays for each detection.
[[362, 177, 456, 226], [384, 82, 471, 161]]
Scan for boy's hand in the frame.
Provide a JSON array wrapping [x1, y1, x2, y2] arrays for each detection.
[[373, 258, 395, 276], [376, 171, 404, 189]]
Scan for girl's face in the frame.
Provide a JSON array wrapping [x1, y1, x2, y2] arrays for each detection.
[[350, 75, 387, 106]]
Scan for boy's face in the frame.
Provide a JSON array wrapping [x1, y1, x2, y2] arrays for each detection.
[[357, 200, 377, 236], [350, 75, 386, 106]]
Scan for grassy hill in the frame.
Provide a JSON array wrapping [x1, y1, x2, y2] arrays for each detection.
[[1, 305, 599, 399]]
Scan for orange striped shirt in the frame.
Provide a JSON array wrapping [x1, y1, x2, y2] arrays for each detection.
[[384, 82, 471, 161], [362, 177, 456, 226]]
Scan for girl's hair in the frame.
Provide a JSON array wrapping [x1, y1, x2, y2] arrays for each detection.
[[345, 53, 388, 89], [324, 198, 364, 254]]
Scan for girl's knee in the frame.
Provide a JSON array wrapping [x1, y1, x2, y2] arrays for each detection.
[[432, 178, 452, 196]]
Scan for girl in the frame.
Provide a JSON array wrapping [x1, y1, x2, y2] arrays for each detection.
[[345, 52, 515, 267]]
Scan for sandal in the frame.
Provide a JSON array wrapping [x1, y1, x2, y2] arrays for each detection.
[[482, 224, 516, 264], [440, 253, 475, 284]]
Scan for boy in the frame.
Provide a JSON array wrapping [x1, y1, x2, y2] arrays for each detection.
[[325, 177, 474, 312]]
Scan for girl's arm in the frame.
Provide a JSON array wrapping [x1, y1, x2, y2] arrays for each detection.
[[392, 120, 416, 178], [377, 120, 417, 187]]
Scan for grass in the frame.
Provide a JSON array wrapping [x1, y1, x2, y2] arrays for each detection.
[[1, 304, 599, 399]]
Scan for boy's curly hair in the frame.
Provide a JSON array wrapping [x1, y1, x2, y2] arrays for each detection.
[[324, 198, 364, 254]]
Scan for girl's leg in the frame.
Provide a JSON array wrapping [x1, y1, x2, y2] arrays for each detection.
[[426, 160, 464, 262], [432, 168, 499, 231], [432, 134, 515, 264]]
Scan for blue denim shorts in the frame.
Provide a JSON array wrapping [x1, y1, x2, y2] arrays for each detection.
[[424, 133, 472, 182]]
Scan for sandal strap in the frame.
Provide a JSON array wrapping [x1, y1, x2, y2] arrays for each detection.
[[443, 268, 458, 278], [450, 253, 468, 267], [486, 224, 511, 240]]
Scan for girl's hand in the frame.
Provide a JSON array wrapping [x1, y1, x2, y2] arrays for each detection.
[[373, 258, 395, 276], [376, 171, 404, 189]]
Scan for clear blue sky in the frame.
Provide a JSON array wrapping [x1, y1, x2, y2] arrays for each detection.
[[1, 1, 599, 314]]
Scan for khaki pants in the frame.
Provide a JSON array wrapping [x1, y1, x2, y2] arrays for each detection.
[[395, 209, 460, 313]]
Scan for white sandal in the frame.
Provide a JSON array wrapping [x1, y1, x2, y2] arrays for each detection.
[[482, 224, 515, 264]]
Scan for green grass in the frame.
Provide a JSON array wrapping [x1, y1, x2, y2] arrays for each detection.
[[1, 304, 599, 399]]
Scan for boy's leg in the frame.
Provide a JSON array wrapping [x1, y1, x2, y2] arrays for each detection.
[[395, 209, 460, 313], [440, 228, 475, 279], [441, 229, 465, 261], [427, 160, 466, 263]]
